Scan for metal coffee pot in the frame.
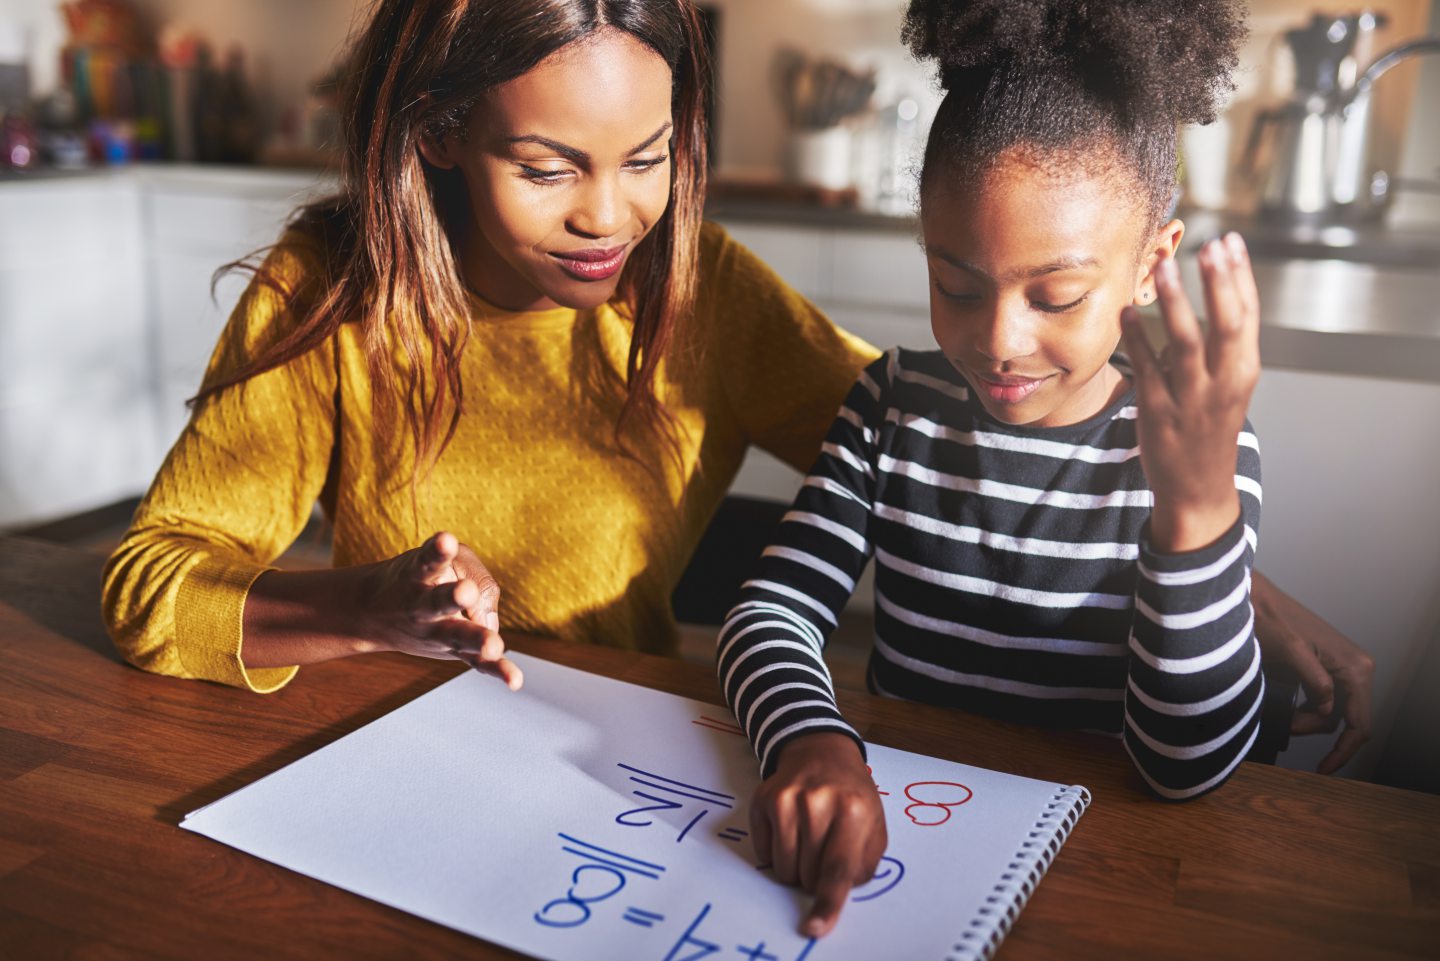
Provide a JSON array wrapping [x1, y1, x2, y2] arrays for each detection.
[[1245, 12, 1440, 223]]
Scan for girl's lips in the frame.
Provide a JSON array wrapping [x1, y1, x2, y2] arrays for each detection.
[[974, 373, 1051, 404], [551, 245, 628, 281]]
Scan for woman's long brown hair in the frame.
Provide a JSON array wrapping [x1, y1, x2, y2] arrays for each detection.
[[196, 0, 711, 476]]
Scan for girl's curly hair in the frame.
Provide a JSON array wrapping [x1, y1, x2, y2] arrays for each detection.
[[903, 0, 1246, 229]]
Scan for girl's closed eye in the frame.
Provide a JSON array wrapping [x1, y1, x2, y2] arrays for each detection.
[[1030, 291, 1090, 314], [933, 281, 982, 303]]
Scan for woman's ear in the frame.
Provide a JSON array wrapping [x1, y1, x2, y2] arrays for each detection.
[[1134, 218, 1185, 305], [417, 126, 461, 170]]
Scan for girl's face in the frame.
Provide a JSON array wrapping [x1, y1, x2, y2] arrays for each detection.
[[420, 28, 674, 312], [922, 153, 1182, 428]]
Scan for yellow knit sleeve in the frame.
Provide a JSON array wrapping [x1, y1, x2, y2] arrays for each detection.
[[700, 222, 881, 472], [102, 233, 338, 691]]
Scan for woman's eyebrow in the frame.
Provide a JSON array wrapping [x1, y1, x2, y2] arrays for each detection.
[[627, 122, 673, 155], [506, 122, 673, 163]]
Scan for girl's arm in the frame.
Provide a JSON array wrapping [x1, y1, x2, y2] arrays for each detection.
[[717, 352, 894, 937], [718, 354, 893, 777], [1119, 234, 1266, 799]]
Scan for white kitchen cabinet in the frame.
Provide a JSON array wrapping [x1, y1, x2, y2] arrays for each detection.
[[1247, 368, 1440, 778], [0, 167, 332, 528], [143, 167, 334, 450], [0, 176, 155, 527]]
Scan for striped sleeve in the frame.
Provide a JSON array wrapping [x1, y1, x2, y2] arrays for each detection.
[[1123, 425, 1264, 799], [716, 353, 892, 777]]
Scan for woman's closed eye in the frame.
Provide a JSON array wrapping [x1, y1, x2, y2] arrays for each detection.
[[517, 154, 668, 185], [624, 154, 669, 173]]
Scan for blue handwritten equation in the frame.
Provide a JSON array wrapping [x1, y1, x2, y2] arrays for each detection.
[[533, 761, 910, 959], [613, 763, 744, 844]]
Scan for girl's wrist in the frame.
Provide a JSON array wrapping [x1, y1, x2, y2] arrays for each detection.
[[1148, 492, 1241, 555]]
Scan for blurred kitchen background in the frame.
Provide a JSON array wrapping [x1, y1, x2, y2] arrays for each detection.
[[0, 0, 1437, 790]]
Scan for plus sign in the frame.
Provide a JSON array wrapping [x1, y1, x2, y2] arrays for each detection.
[[735, 943, 779, 961]]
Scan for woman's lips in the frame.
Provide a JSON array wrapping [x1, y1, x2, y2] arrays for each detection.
[[550, 245, 628, 281], [973, 373, 1051, 404]]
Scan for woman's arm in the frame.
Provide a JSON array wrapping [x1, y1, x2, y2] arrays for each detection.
[[1251, 572, 1375, 774], [240, 532, 521, 687]]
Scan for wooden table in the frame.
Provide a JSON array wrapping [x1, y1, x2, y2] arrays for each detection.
[[1, 537, 1437, 960]]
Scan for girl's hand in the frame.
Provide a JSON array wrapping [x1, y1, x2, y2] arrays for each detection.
[[356, 532, 524, 688], [1121, 233, 1260, 554], [750, 732, 887, 938]]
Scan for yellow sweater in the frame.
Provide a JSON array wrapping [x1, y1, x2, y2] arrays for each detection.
[[102, 222, 878, 692]]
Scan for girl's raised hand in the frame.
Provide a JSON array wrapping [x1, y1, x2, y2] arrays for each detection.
[[1120, 233, 1261, 554], [358, 531, 524, 688], [749, 732, 888, 938]]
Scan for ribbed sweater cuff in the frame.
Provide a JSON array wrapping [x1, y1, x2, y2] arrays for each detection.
[[176, 556, 297, 693]]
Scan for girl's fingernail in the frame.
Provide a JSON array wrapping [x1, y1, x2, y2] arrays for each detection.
[[486, 612, 500, 632], [1225, 231, 1246, 263], [1157, 256, 1178, 281]]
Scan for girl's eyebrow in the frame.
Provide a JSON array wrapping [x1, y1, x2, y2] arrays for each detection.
[[927, 246, 1099, 282], [506, 122, 673, 162]]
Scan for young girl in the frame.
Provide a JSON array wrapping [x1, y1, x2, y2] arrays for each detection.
[[718, 0, 1260, 935]]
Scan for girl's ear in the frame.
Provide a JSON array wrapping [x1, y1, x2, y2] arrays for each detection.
[[1134, 219, 1185, 305], [417, 126, 460, 170]]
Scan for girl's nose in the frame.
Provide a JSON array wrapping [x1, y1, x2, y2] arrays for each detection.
[[568, 174, 625, 240], [973, 302, 1037, 363]]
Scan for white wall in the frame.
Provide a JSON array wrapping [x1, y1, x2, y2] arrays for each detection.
[[1246, 369, 1440, 779]]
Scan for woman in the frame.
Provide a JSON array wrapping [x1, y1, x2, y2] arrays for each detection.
[[102, 0, 1370, 773]]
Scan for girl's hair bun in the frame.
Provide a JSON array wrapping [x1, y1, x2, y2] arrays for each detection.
[[901, 0, 1246, 127]]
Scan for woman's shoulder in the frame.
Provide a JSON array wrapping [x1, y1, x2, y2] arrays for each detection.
[[695, 220, 788, 295]]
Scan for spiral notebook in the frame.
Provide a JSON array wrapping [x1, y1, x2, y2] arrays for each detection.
[[182, 652, 1090, 961]]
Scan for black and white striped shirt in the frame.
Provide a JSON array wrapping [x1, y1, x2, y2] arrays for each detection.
[[717, 348, 1264, 800]]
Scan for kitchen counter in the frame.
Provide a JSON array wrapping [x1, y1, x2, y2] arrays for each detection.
[[709, 198, 1440, 385], [5, 164, 1438, 384]]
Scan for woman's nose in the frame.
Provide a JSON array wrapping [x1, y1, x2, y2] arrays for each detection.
[[568, 174, 626, 240]]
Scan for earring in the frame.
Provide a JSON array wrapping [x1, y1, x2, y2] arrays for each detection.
[[1136, 290, 1153, 305]]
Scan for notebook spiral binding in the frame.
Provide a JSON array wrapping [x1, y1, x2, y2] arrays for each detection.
[[947, 784, 1092, 961]]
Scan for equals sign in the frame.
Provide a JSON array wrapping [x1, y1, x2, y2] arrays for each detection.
[[717, 827, 749, 843], [623, 907, 665, 928]]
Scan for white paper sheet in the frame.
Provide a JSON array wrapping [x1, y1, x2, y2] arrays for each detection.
[[182, 652, 1088, 961]]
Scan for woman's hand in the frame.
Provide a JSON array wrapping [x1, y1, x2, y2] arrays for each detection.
[[355, 532, 523, 688], [241, 531, 523, 689], [1252, 571, 1375, 774], [749, 732, 887, 939], [1121, 233, 1261, 554]]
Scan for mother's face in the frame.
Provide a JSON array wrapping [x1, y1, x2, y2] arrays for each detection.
[[421, 28, 674, 312]]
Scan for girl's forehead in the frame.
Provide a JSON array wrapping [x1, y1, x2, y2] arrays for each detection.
[[923, 156, 1146, 267]]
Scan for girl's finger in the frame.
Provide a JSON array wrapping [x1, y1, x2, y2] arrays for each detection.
[[771, 799, 800, 886], [1225, 232, 1260, 331], [804, 814, 870, 938], [1198, 238, 1247, 376], [750, 798, 775, 871], [797, 798, 826, 894], [1151, 254, 1205, 393], [1120, 308, 1174, 414], [414, 531, 459, 582]]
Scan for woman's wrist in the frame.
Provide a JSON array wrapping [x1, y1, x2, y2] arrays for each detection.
[[241, 566, 379, 668]]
